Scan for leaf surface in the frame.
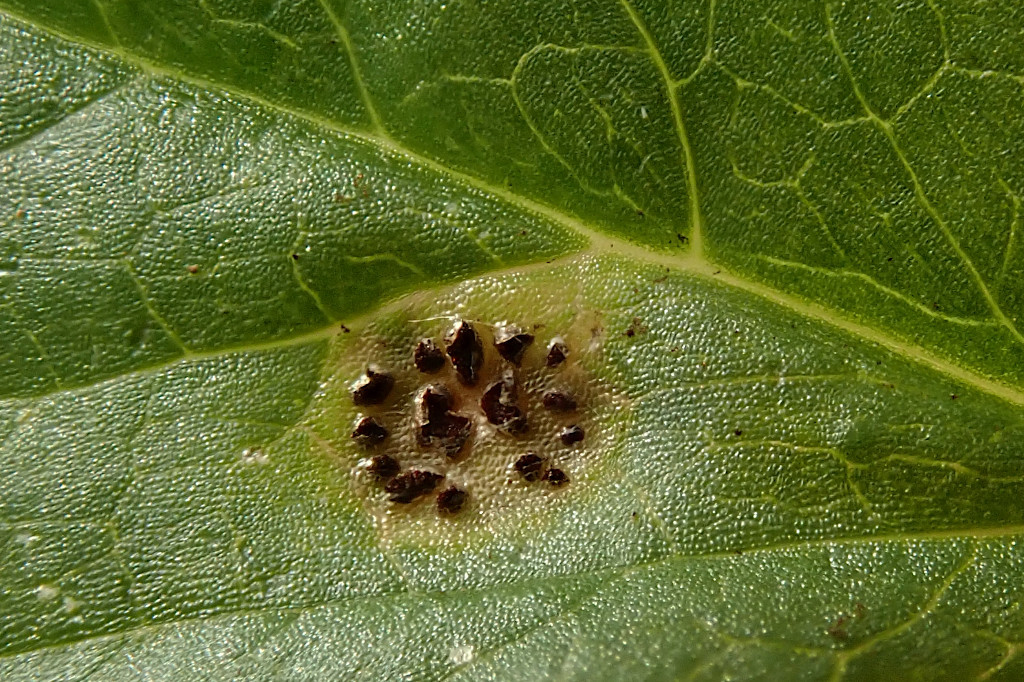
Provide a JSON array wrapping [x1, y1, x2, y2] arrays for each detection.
[[2, 1, 1024, 680]]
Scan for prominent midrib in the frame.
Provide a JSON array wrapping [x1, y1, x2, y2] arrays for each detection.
[[3, 9, 1024, 410]]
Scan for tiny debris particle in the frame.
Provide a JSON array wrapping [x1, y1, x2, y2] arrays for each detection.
[[351, 366, 395, 406], [480, 370, 528, 434], [339, 324, 351, 333], [437, 486, 468, 514], [414, 338, 446, 373], [416, 385, 473, 458], [734, 429, 743, 437], [559, 425, 585, 446], [546, 337, 568, 367], [291, 253, 300, 260], [445, 320, 485, 385], [493, 324, 534, 365], [385, 469, 444, 503], [186, 264, 199, 274], [514, 453, 544, 482], [543, 468, 569, 486], [351, 416, 388, 446], [542, 390, 577, 412], [367, 454, 400, 481]]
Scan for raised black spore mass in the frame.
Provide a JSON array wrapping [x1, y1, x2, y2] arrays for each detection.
[[546, 338, 568, 367], [351, 367, 395, 406], [385, 470, 444, 503], [494, 325, 534, 365], [437, 486, 468, 514], [414, 338, 446, 373], [416, 385, 472, 458], [514, 453, 544, 482], [367, 454, 400, 481], [559, 424, 585, 446], [445, 320, 484, 385], [480, 370, 528, 434], [542, 390, 577, 412], [351, 416, 388, 446]]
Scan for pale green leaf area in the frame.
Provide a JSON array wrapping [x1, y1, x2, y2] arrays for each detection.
[[1, 0, 1024, 679]]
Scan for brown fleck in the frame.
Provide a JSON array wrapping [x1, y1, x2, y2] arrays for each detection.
[[542, 390, 577, 412], [514, 453, 544, 482], [367, 454, 400, 481], [186, 265, 199, 274], [624, 317, 647, 337], [339, 324, 351, 333], [351, 367, 395, 406], [445, 320, 484, 385], [291, 253, 300, 260], [546, 337, 568, 367], [493, 325, 534, 365], [416, 385, 472, 458], [676, 233, 689, 245], [480, 370, 528, 435], [559, 425, 585, 446], [437, 486, 467, 514], [826, 615, 849, 642], [543, 468, 569, 486], [385, 470, 444, 503], [351, 416, 388, 446], [414, 338, 445, 374]]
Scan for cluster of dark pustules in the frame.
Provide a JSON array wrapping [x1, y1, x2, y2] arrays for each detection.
[[350, 320, 585, 515]]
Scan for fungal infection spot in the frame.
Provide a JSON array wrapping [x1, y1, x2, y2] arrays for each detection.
[[351, 416, 388, 446], [351, 366, 395, 406], [445, 320, 484, 385], [514, 453, 544, 482], [480, 370, 528, 435], [542, 390, 577, 412], [546, 337, 568, 367], [437, 486, 468, 514], [385, 470, 444, 503], [331, 302, 618, 546], [414, 338, 446, 373], [493, 324, 534, 365], [559, 424, 585, 446]]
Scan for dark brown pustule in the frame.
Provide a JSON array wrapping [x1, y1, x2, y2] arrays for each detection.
[[437, 486, 468, 515], [385, 470, 444, 503], [559, 425, 585, 446], [543, 468, 569, 486], [494, 325, 534, 365], [480, 370, 528, 435], [413, 338, 445, 373], [445, 320, 484, 385], [367, 454, 400, 481], [514, 453, 544, 482], [351, 416, 388, 446], [546, 337, 568, 367], [351, 366, 395, 406], [542, 390, 577, 412], [416, 385, 473, 458]]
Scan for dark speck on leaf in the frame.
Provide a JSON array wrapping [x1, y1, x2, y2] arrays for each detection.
[[494, 325, 534, 365], [481, 370, 528, 434], [542, 390, 577, 412], [367, 454, 400, 481], [546, 337, 568, 367], [352, 416, 388, 446], [676, 233, 689, 245], [351, 367, 395, 406], [414, 338, 446, 373], [734, 429, 743, 436], [445, 320, 484, 385], [543, 468, 569, 486], [186, 265, 199, 274], [514, 453, 544, 482], [385, 470, 444, 503], [291, 253, 300, 260], [559, 425, 585, 446], [339, 324, 351, 333], [437, 486, 467, 514], [416, 385, 472, 458]]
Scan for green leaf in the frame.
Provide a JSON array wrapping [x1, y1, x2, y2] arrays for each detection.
[[2, 1, 1023, 680]]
